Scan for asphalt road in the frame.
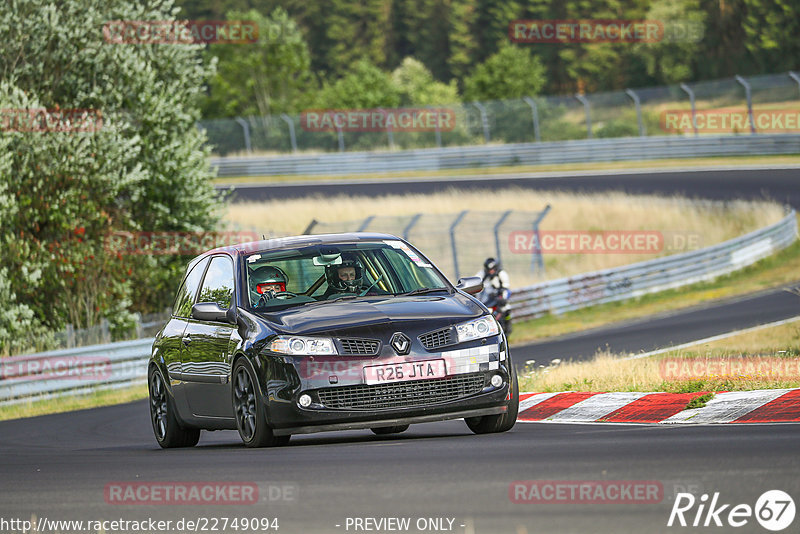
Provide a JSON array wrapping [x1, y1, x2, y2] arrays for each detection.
[[2, 166, 799, 534], [220, 166, 800, 209], [513, 282, 800, 366], [1, 401, 798, 534]]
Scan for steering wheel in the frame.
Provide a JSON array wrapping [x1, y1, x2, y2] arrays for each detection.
[[272, 291, 297, 299], [257, 290, 298, 306]]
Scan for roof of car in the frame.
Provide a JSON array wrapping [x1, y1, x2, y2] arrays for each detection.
[[205, 232, 402, 258]]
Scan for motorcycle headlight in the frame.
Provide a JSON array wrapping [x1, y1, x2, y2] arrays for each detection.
[[455, 315, 499, 343], [268, 336, 338, 355]]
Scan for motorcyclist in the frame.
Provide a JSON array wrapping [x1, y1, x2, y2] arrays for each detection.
[[475, 258, 512, 332], [249, 265, 289, 305]]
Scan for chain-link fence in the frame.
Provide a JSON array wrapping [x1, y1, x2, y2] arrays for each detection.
[[306, 209, 551, 285], [200, 72, 800, 156]]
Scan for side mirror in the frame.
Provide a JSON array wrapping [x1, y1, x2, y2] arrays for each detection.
[[455, 276, 483, 295], [192, 302, 234, 323]]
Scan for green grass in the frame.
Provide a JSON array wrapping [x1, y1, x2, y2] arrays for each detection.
[[508, 229, 800, 346], [685, 392, 715, 409], [213, 154, 800, 185]]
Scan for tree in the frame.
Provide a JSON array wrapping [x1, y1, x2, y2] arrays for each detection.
[[463, 44, 546, 101], [316, 60, 402, 109], [392, 58, 460, 105], [0, 0, 221, 351], [202, 8, 315, 118]]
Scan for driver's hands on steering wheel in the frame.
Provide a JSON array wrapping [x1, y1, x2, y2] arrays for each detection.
[[257, 289, 298, 306]]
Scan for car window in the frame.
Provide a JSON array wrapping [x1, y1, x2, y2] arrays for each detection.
[[197, 255, 235, 309], [172, 257, 210, 318]]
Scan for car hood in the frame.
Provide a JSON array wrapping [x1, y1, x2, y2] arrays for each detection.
[[258, 293, 485, 335]]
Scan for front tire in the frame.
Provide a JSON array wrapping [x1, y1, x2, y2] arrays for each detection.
[[465, 366, 519, 434], [371, 425, 410, 435], [232, 360, 290, 448], [149, 366, 200, 448]]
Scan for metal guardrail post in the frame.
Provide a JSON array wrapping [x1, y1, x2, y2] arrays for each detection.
[[493, 210, 513, 264], [531, 205, 551, 275], [625, 89, 646, 137], [402, 213, 422, 240], [449, 210, 469, 278], [471, 102, 490, 143], [234, 117, 252, 153], [574, 94, 592, 139], [303, 219, 318, 234], [735, 75, 756, 134], [280, 114, 297, 153], [679, 83, 698, 136], [789, 72, 800, 94], [522, 97, 541, 142], [356, 216, 374, 232]]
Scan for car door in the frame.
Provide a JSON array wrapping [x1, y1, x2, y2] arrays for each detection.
[[181, 255, 236, 418], [158, 257, 210, 414]]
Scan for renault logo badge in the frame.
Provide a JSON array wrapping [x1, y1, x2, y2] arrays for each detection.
[[390, 332, 411, 355]]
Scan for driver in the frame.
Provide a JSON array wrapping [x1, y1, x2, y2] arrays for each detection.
[[249, 265, 289, 304], [323, 256, 365, 297]]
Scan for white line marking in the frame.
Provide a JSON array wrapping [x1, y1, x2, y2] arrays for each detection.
[[624, 315, 800, 360]]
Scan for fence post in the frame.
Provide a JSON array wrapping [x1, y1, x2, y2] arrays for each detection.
[[303, 219, 318, 234], [134, 312, 143, 339], [66, 324, 75, 349], [522, 97, 541, 142], [449, 210, 469, 278], [402, 213, 422, 240], [493, 210, 513, 265], [280, 114, 297, 153], [356, 216, 375, 232], [234, 117, 252, 153], [380, 108, 395, 149], [101, 319, 110, 344], [679, 83, 698, 136], [531, 205, 551, 275], [335, 122, 345, 152], [735, 75, 756, 134], [789, 72, 800, 94], [471, 102, 490, 143], [574, 94, 592, 139], [625, 89, 646, 136]]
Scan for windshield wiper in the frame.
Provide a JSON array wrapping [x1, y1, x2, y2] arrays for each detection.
[[398, 287, 449, 296]]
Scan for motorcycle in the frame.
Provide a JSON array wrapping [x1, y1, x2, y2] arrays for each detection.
[[477, 285, 512, 335]]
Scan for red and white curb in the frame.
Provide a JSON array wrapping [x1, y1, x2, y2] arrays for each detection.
[[518, 388, 800, 424]]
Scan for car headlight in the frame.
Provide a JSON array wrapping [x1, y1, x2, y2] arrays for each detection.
[[455, 315, 499, 343], [268, 336, 338, 355]]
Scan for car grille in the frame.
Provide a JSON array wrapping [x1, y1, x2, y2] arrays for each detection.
[[316, 373, 485, 410], [338, 338, 381, 355], [418, 327, 455, 350]]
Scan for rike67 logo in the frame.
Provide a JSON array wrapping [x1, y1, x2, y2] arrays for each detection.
[[668, 490, 795, 531]]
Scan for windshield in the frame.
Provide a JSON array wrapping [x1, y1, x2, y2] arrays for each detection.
[[244, 240, 449, 310]]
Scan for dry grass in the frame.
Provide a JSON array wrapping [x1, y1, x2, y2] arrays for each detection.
[[518, 318, 800, 393], [0, 383, 147, 421], [225, 188, 785, 284]]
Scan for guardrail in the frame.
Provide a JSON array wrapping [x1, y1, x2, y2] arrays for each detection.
[[510, 210, 798, 321], [210, 134, 800, 177], [1, 211, 796, 405]]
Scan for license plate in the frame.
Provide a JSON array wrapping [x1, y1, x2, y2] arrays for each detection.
[[363, 359, 446, 385]]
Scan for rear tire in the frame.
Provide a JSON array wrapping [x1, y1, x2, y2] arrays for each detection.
[[370, 425, 410, 435], [149, 367, 200, 448], [465, 365, 519, 435], [232, 360, 290, 448]]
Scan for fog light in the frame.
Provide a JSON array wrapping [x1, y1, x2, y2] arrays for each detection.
[[298, 394, 312, 408], [490, 374, 503, 388]]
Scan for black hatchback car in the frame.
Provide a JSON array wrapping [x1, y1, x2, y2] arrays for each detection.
[[148, 233, 518, 448]]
